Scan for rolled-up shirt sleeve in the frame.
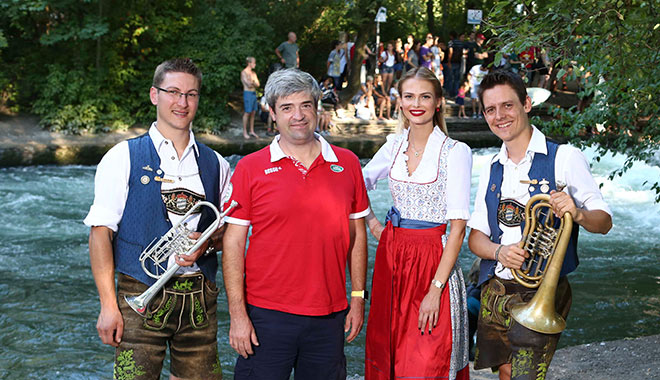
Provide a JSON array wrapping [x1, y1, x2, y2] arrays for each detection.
[[83, 141, 130, 231], [467, 159, 492, 236], [559, 146, 612, 215], [445, 142, 473, 220]]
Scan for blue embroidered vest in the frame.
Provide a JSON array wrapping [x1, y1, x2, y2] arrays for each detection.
[[114, 134, 221, 286], [477, 140, 579, 286]]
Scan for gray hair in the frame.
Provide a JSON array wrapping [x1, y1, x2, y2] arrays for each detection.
[[264, 69, 322, 111]]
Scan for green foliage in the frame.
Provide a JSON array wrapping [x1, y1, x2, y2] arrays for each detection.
[[0, 0, 271, 133], [485, 0, 660, 201], [0, 0, 502, 134], [32, 65, 132, 133]]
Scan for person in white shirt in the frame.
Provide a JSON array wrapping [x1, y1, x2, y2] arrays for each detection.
[[468, 61, 490, 118], [468, 70, 612, 380], [84, 58, 231, 380], [362, 67, 472, 379]]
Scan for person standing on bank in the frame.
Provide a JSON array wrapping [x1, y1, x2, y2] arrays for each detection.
[[222, 68, 370, 380], [275, 31, 300, 69], [241, 56, 260, 139], [84, 58, 231, 379], [468, 70, 612, 380], [362, 67, 472, 380]]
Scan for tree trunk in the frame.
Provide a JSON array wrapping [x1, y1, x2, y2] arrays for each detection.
[[441, 0, 449, 41], [338, 28, 372, 107], [427, 0, 435, 35]]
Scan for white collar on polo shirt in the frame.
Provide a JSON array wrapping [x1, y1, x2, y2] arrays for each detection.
[[268, 133, 338, 163], [148, 122, 199, 158], [493, 125, 548, 165]]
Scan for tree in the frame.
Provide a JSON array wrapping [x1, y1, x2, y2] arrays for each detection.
[[483, 0, 660, 201]]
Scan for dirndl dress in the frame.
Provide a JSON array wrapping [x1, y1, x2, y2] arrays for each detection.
[[365, 133, 470, 380]]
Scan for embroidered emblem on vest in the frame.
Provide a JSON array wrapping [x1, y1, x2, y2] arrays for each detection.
[[497, 199, 525, 227], [330, 164, 344, 173], [142, 165, 153, 172], [140, 175, 150, 185], [161, 188, 205, 215]]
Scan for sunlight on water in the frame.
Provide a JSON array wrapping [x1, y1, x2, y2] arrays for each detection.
[[0, 148, 659, 379]]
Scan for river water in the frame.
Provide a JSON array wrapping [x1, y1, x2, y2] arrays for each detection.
[[0, 147, 658, 379]]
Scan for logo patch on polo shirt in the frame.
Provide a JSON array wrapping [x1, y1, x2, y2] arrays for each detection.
[[330, 164, 344, 173], [161, 188, 205, 215], [264, 166, 282, 175]]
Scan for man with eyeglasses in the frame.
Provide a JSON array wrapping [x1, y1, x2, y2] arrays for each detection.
[[84, 58, 231, 379]]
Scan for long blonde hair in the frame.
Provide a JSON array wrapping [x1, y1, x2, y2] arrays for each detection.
[[395, 67, 448, 135]]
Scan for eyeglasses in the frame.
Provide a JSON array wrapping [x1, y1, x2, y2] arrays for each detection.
[[154, 86, 200, 101]]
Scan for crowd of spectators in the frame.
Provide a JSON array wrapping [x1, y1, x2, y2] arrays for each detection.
[[244, 30, 556, 137]]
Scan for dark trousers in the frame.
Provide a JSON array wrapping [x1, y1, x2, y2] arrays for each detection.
[[234, 305, 348, 380], [449, 63, 462, 97]]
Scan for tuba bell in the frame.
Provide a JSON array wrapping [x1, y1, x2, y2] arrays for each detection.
[[510, 193, 573, 334], [125, 200, 238, 316]]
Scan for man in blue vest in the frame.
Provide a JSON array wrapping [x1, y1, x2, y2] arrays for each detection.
[[467, 70, 612, 380], [84, 58, 231, 379]]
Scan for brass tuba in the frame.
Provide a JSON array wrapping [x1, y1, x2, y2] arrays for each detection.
[[125, 200, 238, 316], [510, 193, 573, 334]]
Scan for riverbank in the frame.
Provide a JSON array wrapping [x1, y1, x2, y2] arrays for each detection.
[[2, 89, 583, 166], [0, 113, 496, 166]]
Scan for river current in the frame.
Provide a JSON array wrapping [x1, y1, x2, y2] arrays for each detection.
[[0, 146, 658, 379]]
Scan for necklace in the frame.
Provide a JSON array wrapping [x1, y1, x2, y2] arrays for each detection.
[[408, 139, 424, 157]]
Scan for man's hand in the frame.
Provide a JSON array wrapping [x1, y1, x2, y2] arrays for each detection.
[[97, 306, 123, 347], [229, 312, 259, 359], [549, 190, 579, 221], [175, 231, 206, 266], [344, 297, 365, 342], [418, 287, 441, 334], [498, 244, 529, 270]]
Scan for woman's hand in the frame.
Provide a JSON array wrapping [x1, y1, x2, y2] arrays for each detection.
[[418, 286, 442, 335], [369, 222, 384, 240]]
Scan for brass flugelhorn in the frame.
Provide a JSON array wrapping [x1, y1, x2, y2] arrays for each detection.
[[125, 200, 238, 316], [510, 193, 573, 334]]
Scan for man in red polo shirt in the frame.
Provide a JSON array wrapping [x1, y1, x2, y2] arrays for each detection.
[[222, 68, 370, 380]]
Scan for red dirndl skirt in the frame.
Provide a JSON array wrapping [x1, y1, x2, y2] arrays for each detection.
[[365, 222, 469, 380]]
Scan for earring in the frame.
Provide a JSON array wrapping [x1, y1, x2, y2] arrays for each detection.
[[436, 107, 441, 112]]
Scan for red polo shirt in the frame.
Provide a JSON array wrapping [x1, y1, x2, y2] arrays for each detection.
[[225, 136, 370, 316]]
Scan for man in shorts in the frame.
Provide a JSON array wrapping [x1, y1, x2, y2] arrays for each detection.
[[85, 58, 231, 379], [241, 56, 260, 139], [467, 70, 612, 380]]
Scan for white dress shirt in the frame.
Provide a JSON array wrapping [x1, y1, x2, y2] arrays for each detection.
[[84, 123, 232, 274], [467, 126, 612, 279]]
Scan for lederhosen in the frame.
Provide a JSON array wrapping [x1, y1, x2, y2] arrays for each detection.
[[474, 140, 579, 380], [113, 134, 223, 379]]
